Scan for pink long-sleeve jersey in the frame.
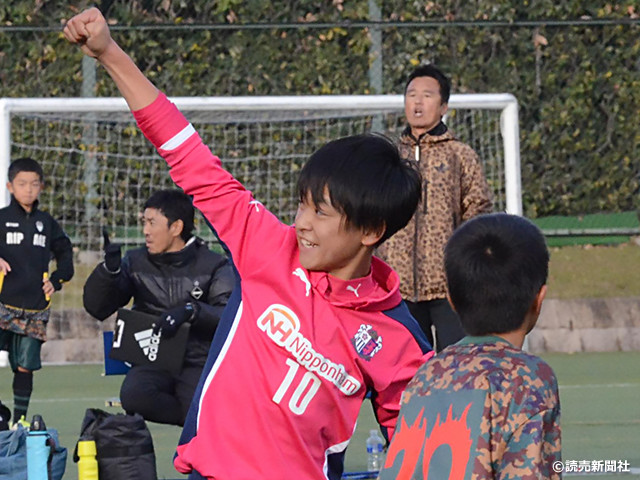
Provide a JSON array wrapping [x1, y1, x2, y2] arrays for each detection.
[[133, 93, 433, 480]]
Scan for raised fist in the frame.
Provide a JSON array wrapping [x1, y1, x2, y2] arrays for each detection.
[[102, 228, 122, 273], [63, 7, 113, 59]]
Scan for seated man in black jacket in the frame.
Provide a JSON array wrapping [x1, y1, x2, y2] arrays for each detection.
[[83, 189, 234, 426]]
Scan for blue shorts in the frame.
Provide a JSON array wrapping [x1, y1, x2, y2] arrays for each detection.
[[0, 330, 42, 371]]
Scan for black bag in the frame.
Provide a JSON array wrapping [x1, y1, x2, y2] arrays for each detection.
[[109, 309, 190, 374], [74, 408, 157, 480]]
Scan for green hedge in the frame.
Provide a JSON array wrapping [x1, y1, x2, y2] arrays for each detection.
[[1, 0, 638, 217]]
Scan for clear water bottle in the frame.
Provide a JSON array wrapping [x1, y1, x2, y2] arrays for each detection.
[[366, 429, 384, 472]]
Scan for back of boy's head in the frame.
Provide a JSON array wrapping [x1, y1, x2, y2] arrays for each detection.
[[404, 64, 451, 104], [8, 157, 44, 182], [297, 134, 421, 246], [444, 213, 549, 336], [143, 189, 195, 242]]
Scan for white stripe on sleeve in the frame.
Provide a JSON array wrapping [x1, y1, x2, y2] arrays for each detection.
[[160, 124, 196, 151]]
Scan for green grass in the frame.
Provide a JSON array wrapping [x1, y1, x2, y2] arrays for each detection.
[[546, 242, 640, 298], [542, 352, 640, 478], [1, 352, 639, 479]]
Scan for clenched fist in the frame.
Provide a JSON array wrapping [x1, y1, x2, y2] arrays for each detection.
[[63, 7, 114, 60]]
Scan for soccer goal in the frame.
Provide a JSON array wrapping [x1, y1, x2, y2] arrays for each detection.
[[0, 93, 521, 255]]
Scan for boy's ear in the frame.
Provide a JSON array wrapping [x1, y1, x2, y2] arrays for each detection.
[[361, 224, 385, 247], [525, 284, 547, 333], [533, 284, 547, 316]]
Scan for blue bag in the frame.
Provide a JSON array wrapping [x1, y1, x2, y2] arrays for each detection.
[[0, 425, 67, 480]]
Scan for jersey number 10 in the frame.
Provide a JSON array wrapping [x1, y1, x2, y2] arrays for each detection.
[[272, 358, 321, 415]]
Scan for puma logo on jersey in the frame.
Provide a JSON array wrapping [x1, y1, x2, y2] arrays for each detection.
[[346, 284, 362, 298], [5, 222, 19, 228], [292, 268, 311, 297], [134, 328, 161, 361]]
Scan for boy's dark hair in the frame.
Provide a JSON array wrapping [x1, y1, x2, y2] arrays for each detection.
[[297, 134, 421, 246], [8, 157, 44, 182], [404, 64, 451, 104], [143, 189, 195, 242], [444, 213, 549, 336]]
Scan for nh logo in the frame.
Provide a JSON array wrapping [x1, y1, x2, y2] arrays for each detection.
[[257, 304, 300, 346]]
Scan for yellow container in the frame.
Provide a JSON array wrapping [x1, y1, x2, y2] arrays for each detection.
[[77, 440, 99, 480]]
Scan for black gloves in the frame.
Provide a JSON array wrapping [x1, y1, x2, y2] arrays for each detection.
[[153, 302, 199, 338], [102, 228, 122, 273]]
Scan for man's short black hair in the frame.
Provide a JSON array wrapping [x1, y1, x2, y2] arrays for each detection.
[[404, 64, 451, 104], [143, 189, 195, 242], [444, 213, 549, 336], [297, 133, 421, 246], [8, 157, 44, 182]]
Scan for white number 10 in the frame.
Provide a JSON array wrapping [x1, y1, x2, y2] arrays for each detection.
[[273, 358, 321, 415]]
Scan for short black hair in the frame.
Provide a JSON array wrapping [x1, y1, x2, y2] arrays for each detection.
[[444, 213, 549, 336], [8, 157, 44, 182], [143, 189, 195, 242], [404, 64, 451, 104], [297, 134, 421, 246]]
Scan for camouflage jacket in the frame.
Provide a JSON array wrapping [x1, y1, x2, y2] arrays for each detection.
[[379, 336, 562, 479], [376, 126, 492, 302]]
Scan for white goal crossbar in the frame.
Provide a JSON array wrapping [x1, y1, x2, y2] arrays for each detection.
[[0, 93, 522, 215]]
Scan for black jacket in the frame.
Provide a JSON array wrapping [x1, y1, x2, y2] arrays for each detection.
[[83, 237, 234, 367], [0, 197, 73, 311]]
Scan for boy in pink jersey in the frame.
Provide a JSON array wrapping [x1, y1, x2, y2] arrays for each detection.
[[64, 9, 433, 480]]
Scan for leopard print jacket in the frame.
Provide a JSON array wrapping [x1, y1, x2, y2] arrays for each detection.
[[377, 128, 492, 302]]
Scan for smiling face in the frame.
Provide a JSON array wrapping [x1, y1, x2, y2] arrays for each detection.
[[7, 171, 43, 212], [404, 75, 448, 138], [142, 207, 185, 255], [295, 189, 380, 280]]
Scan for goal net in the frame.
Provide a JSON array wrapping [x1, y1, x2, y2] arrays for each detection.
[[0, 94, 521, 310]]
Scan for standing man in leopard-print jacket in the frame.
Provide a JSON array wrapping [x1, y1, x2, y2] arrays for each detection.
[[377, 64, 492, 352]]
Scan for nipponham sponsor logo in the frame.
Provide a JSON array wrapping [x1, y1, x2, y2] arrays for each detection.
[[257, 304, 362, 395]]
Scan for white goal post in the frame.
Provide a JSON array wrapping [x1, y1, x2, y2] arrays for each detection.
[[0, 93, 521, 255]]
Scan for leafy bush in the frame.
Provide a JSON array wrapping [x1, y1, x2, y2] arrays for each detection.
[[1, 0, 638, 217]]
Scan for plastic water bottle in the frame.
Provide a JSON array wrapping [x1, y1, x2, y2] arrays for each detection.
[[26, 414, 50, 480], [77, 439, 99, 480], [366, 429, 384, 472]]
